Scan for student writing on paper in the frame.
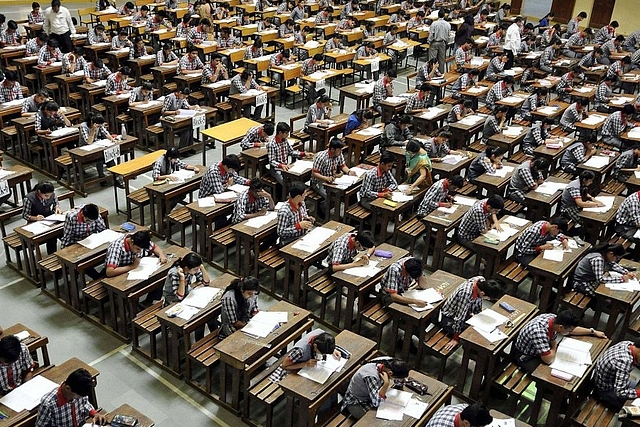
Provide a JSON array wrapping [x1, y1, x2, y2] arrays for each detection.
[[161, 88, 199, 148], [380, 257, 429, 307], [404, 83, 435, 114], [467, 146, 504, 184], [560, 170, 602, 228], [0, 335, 36, 395], [219, 276, 260, 339], [83, 57, 110, 85], [480, 106, 508, 144], [573, 243, 634, 296], [155, 43, 179, 67], [560, 99, 589, 135], [104, 66, 131, 96], [199, 154, 248, 200], [310, 137, 355, 201], [522, 118, 556, 155], [37, 39, 62, 67], [380, 114, 412, 153], [277, 182, 314, 247], [520, 88, 548, 122], [423, 131, 464, 163], [162, 252, 215, 339], [177, 47, 204, 76], [372, 69, 397, 113], [324, 230, 375, 272], [602, 105, 637, 150], [104, 230, 167, 278], [425, 402, 493, 427], [341, 358, 409, 419], [561, 136, 596, 177], [128, 82, 154, 107], [267, 122, 313, 187], [456, 195, 504, 251], [616, 191, 640, 247], [515, 218, 569, 266], [514, 310, 605, 373], [241, 122, 274, 149], [446, 99, 474, 124], [34, 101, 70, 136], [60, 204, 106, 277], [416, 175, 464, 217], [231, 179, 275, 224], [440, 276, 505, 351], [229, 70, 265, 119], [304, 95, 333, 130], [36, 368, 106, 427], [403, 139, 432, 193], [450, 68, 479, 100], [358, 152, 398, 210], [507, 158, 548, 205], [152, 148, 199, 182], [22, 181, 62, 254], [26, 32, 48, 57], [78, 113, 124, 187], [555, 67, 585, 102], [111, 29, 133, 50], [269, 329, 339, 382], [592, 340, 640, 411], [485, 77, 514, 110], [0, 71, 23, 104], [613, 147, 640, 182]]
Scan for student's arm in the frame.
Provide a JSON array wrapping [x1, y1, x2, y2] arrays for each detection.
[[152, 244, 168, 263], [570, 326, 607, 338], [540, 339, 557, 364], [106, 257, 140, 277]]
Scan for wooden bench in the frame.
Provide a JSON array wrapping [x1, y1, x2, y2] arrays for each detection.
[[0, 125, 18, 153], [82, 280, 110, 325], [492, 361, 535, 417], [468, 139, 486, 152], [559, 290, 591, 315], [210, 224, 236, 272], [421, 327, 460, 380], [289, 114, 311, 150], [509, 150, 530, 164], [364, 151, 381, 166], [257, 246, 285, 294], [324, 412, 357, 427], [166, 206, 191, 246], [131, 301, 164, 360], [91, 103, 107, 116], [502, 199, 524, 216], [392, 214, 426, 255], [570, 397, 618, 427], [186, 329, 222, 394], [37, 254, 62, 297], [54, 153, 74, 186], [214, 101, 233, 122], [345, 204, 371, 232], [163, 82, 178, 94], [455, 181, 477, 196], [246, 354, 287, 427], [600, 180, 626, 196], [497, 261, 529, 295], [0, 207, 25, 270], [357, 301, 391, 344], [146, 125, 165, 149], [442, 242, 474, 275], [127, 188, 151, 225], [305, 272, 336, 322], [476, 106, 492, 115]]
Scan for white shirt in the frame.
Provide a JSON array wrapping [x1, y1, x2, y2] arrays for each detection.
[[504, 22, 521, 53], [43, 6, 76, 35]]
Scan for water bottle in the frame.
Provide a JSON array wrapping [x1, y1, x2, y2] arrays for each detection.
[[121, 124, 127, 138]]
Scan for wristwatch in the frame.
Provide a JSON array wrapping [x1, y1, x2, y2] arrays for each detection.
[[590, 328, 595, 336]]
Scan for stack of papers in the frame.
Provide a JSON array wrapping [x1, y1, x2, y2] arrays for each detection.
[[23, 221, 52, 235], [297, 355, 348, 384], [535, 181, 567, 194], [245, 211, 277, 228], [500, 96, 524, 104], [403, 288, 443, 304], [543, 248, 565, 262], [177, 109, 197, 118], [582, 156, 609, 168], [487, 165, 514, 178], [0, 375, 58, 411], [537, 106, 559, 115], [127, 257, 161, 280], [441, 154, 466, 165], [343, 260, 381, 278], [391, 192, 413, 202], [245, 89, 264, 96], [198, 197, 216, 208], [213, 191, 238, 201], [242, 311, 288, 338], [181, 286, 221, 309], [357, 126, 383, 135], [458, 114, 484, 125], [45, 214, 66, 222], [78, 229, 122, 249], [503, 126, 524, 137], [291, 226, 336, 253], [2, 98, 25, 107], [228, 184, 249, 194], [91, 79, 108, 87], [605, 271, 640, 291], [50, 127, 78, 137], [465, 87, 487, 94], [135, 100, 162, 109], [581, 115, 606, 125], [288, 160, 314, 174], [485, 225, 518, 242], [350, 167, 369, 177], [376, 389, 427, 421], [169, 169, 196, 182], [549, 337, 592, 377], [582, 195, 615, 213], [420, 107, 446, 119], [453, 195, 477, 206]]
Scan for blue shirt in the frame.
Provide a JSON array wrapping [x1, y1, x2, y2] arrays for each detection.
[[345, 113, 362, 135]]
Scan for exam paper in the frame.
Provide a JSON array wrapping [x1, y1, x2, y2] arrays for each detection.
[[537, 106, 559, 115], [476, 327, 508, 343], [343, 260, 380, 278], [376, 400, 405, 421], [197, 197, 216, 208], [350, 167, 369, 177], [291, 226, 336, 252], [288, 160, 314, 174], [50, 127, 78, 137], [0, 375, 58, 411], [500, 97, 523, 104], [420, 107, 445, 119], [391, 192, 413, 202], [487, 165, 514, 178], [241, 311, 287, 338], [78, 229, 122, 250], [466, 308, 509, 333], [503, 216, 529, 227], [454, 195, 478, 206], [549, 337, 592, 377], [404, 398, 429, 419], [458, 114, 485, 125], [127, 257, 161, 280], [357, 126, 383, 135], [45, 214, 66, 222], [403, 288, 443, 304], [581, 115, 606, 125], [297, 356, 348, 384], [177, 109, 197, 118], [181, 286, 221, 309], [582, 156, 610, 168], [213, 191, 238, 201], [386, 389, 413, 407], [384, 96, 405, 104], [0, 169, 15, 180], [543, 249, 564, 262], [333, 175, 359, 186], [487, 418, 517, 427], [485, 225, 518, 242], [2, 98, 25, 107], [582, 195, 615, 213], [176, 304, 200, 321], [437, 205, 458, 214], [245, 211, 278, 228], [441, 154, 466, 165], [535, 181, 567, 194], [228, 184, 249, 194], [23, 221, 51, 235]]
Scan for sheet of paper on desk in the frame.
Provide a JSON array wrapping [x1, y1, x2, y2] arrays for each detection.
[[22, 221, 51, 235], [242, 316, 279, 338], [94, 139, 114, 147], [485, 226, 518, 242], [2, 98, 25, 107], [437, 205, 458, 214], [458, 114, 484, 125], [50, 127, 78, 137], [176, 304, 200, 321], [404, 398, 429, 419], [454, 195, 477, 206], [403, 287, 443, 304], [288, 160, 314, 174], [44, 214, 66, 222], [420, 107, 446, 119], [391, 192, 413, 202], [182, 286, 221, 309], [343, 260, 381, 278], [581, 115, 606, 125], [549, 337, 592, 377], [127, 257, 161, 280], [500, 97, 523, 105], [629, 128, 640, 138], [487, 165, 514, 178], [298, 356, 348, 384], [385, 389, 412, 407], [228, 184, 249, 194], [476, 327, 508, 343], [543, 248, 564, 262], [245, 88, 263, 96], [197, 197, 216, 208], [582, 195, 615, 213], [171, 169, 195, 181], [246, 211, 278, 228], [409, 303, 433, 312], [384, 96, 405, 104], [466, 309, 509, 333], [537, 106, 559, 115], [503, 216, 529, 227], [177, 109, 197, 118], [465, 87, 486, 95], [441, 154, 465, 165], [376, 400, 405, 421], [487, 418, 516, 427], [78, 229, 122, 249], [0, 169, 15, 180], [357, 126, 383, 135], [350, 167, 369, 177], [0, 375, 58, 411], [503, 126, 523, 137], [91, 79, 108, 87], [535, 181, 567, 194], [333, 175, 358, 186], [213, 191, 238, 201]]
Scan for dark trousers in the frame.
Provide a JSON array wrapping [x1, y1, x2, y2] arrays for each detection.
[[51, 31, 73, 53], [512, 344, 541, 373], [515, 253, 537, 267], [46, 238, 57, 255], [505, 49, 515, 70], [593, 388, 626, 412]]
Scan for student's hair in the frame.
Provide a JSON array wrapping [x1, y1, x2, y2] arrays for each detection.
[[550, 37, 562, 46], [130, 230, 151, 248], [418, 82, 433, 93], [200, 18, 211, 27], [163, 148, 181, 176], [302, 26, 311, 32], [583, 27, 593, 35], [547, 217, 568, 232], [531, 158, 549, 172], [404, 257, 423, 279], [493, 105, 509, 115], [317, 94, 330, 104], [43, 101, 60, 112], [119, 66, 131, 76], [380, 358, 409, 378], [579, 170, 595, 184], [487, 194, 505, 210], [36, 181, 55, 194], [65, 368, 93, 397], [622, 104, 635, 115], [276, 121, 290, 134], [86, 112, 105, 126], [0, 336, 22, 364], [476, 278, 505, 299], [524, 22, 535, 30], [125, 1, 134, 8], [591, 242, 625, 257], [176, 252, 203, 269], [37, 32, 49, 42], [485, 146, 505, 159], [312, 332, 336, 354], [437, 130, 452, 141], [139, 81, 153, 92], [379, 152, 395, 165], [240, 70, 253, 81], [593, 47, 603, 56], [32, 1, 40, 8], [118, 29, 128, 36], [610, 21, 619, 28], [51, 0, 61, 7], [355, 230, 375, 248], [386, 69, 398, 78], [249, 178, 264, 192], [438, 9, 445, 18], [95, 23, 105, 31], [555, 309, 580, 328], [536, 87, 548, 97], [4, 70, 17, 82], [463, 99, 473, 109], [541, 118, 554, 127], [328, 137, 345, 150], [406, 139, 423, 154], [47, 38, 59, 48], [285, 181, 305, 199], [389, 24, 398, 31], [225, 276, 260, 318], [182, 13, 191, 24], [93, 57, 105, 68], [460, 401, 493, 426], [577, 11, 588, 18], [140, 4, 149, 11], [503, 76, 515, 85], [222, 154, 241, 170], [416, 10, 425, 17], [81, 203, 99, 220], [36, 89, 49, 98], [450, 175, 464, 188], [254, 38, 263, 49], [7, 20, 17, 30]]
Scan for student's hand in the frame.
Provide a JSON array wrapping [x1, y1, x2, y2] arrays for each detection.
[[593, 330, 607, 339], [257, 207, 267, 216], [332, 349, 341, 359], [193, 167, 200, 173], [493, 223, 503, 232], [281, 164, 290, 171], [36, 215, 45, 221], [56, 207, 63, 214], [380, 371, 390, 384], [299, 220, 313, 230], [168, 175, 179, 181], [595, 200, 605, 207], [159, 255, 168, 264], [354, 256, 369, 267], [412, 300, 426, 308], [444, 338, 459, 351], [540, 243, 555, 251], [441, 202, 453, 208], [623, 273, 635, 281], [132, 257, 141, 268], [381, 190, 392, 199], [177, 267, 185, 279], [92, 414, 108, 426], [305, 359, 318, 367], [307, 216, 316, 224], [348, 169, 356, 176], [305, 152, 314, 159]]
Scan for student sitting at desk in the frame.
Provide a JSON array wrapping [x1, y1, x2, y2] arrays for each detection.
[[177, 47, 204, 75], [594, 76, 617, 113], [520, 88, 548, 122], [380, 114, 412, 153], [426, 402, 493, 427], [37, 39, 62, 66], [277, 182, 314, 246], [310, 137, 354, 200], [324, 33, 345, 53], [358, 152, 398, 210], [337, 16, 358, 32], [104, 230, 167, 278], [22, 181, 61, 254], [0, 335, 35, 395], [614, 147, 640, 182], [403, 139, 432, 192], [162, 88, 201, 147], [0, 71, 22, 103], [564, 28, 592, 58], [354, 42, 377, 63], [245, 38, 264, 60], [416, 175, 464, 217], [578, 48, 603, 72], [441, 276, 504, 351], [219, 276, 260, 339], [270, 329, 339, 382], [560, 137, 594, 176], [87, 23, 108, 45], [315, 6, 332, 25], [404, 83, 434, 114], [279, 18, 295, 37], [62, 47, 87, 75], [152, 147, 199, 182], [230, 70, 265, 120], [593, 340, 640, 411], [450, 68, 479, 99], [111, 29, 133, 50], [26, 32, 48, 56], [79, 113, 124, 186], [539, 37, 562, 73], [231, 178, 275, 224], [379, 256, 429, 307], [456, 195, 504, 250], [453, 38, 473, 70], [267, 122, 312, 186], [302, 53, 324, 102], [117, 1, 135, 16], [540, 24, 561, 48], [507, 158, 549, 204], [1, 20, 23, 47], [269, 49, 295, 85], [447, 99, 474, 124], [304, 94, 332, 130], [515, 217, 569, 266], [105, 66, 131, 96], [573, 243, 633, 296], [60, 203, 106, 250], [485, 76, 514, 110], [36, 368, 107, 427], [201, 53, 228, 85], [199, 154, 248, 198], [556, 67, 585, 102], [514, 310, 606, 373], [373, 69, 397, 113], [467, 146, 504, 184], [341, 0, 359, 18], [560, 170, 603, 227], [241, 122, 274, 149], [29, 2, 45, 24], [156, 42, 179, 67], [21, 89, 49, 117], [559, 99, 589, 135], [83, 57, 110, 84], [324, 230, 375, 272], [344, 109, 374, 135], [407, 10, 424, 32], [289, 0, 305, 21], [342, 358, 409, 419], [35, 101, 70, 135], [257, 16, 274, 32], [217, 27, 242, 49], [602, 104, 637, 149], [383, 25, 405, 64], [424, 131, 461, 162], [129, 81, 153, 107], [129, 36, 147, 60], [485, 52, 507, 82]]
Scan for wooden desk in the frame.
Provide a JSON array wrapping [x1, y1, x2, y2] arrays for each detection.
[[457, 295, 538, 401], [422, 204, 470, 270], [128, 55, 158, 84], [576, 149, 618, 190], [129, 100, 163, 149], [474, 161, 518, 198], [151, 65, 177, 91], [106, 404, 154, 427], [530, 99, 570, 122], [35, 63, 62, 90], [279, 330, 377, 427], [186, 199, 234, 259], [306, 113, 349, 153], [379, 97, 407, 125], [353, 52, 391, 80], [160, 106, 217, 155], [201, 81, 231, 106], [431, 152, 475, 181], [280, 221, 354, 304], [533, 136, 573, 172], [104, 48, 130, 71], [39, 128, 80, 174], [0, 102, 23, 129], [101, 93, 132, 132], [12, 57, 38, 87], [594, 259, 640, 340], [343, 125, 383, 165], [231, 214, 278, 277], [145, 166, 206, 237], [202, 117, 261, 159], [388, 270, 465, 363], [370, 187, 427, 243], [156, 273, 235, 374], [448, 114, 485, 150], [241, 146, 268, 179], [1, 323, 50, 369], [578, 194, 622, 245], [78, 82, 107, 116], [527, 242, 591, 310], [574, 113, 609, 138], [353, 370, 454, 427], [1, 165, 34, 208], [411, 103, 452, 136], [530, 335, 611, 425], [333, 242, 408, 330], [0, 46, 27, 68], [488, 127, 528, 156], [214, 300, 312, 413], [54, 73, 85, 107], [323, 172, 366, 221], [100, 245, 190, 337], [83, 42, 112, 62], [228, 86, 279, 121], [524, 176, 568, 221], [173, 71, 204, 92], [471, 216, 531, 278], [339, 83, 373, 114]]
